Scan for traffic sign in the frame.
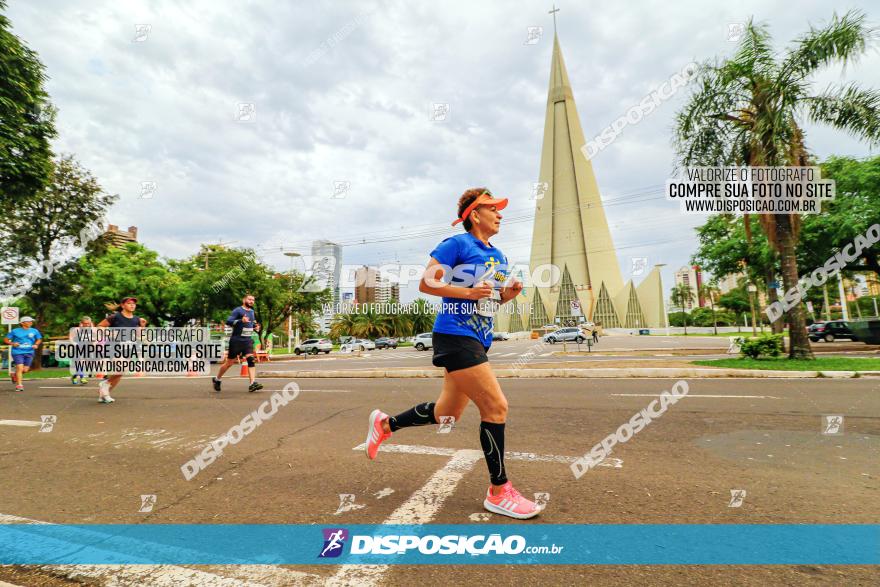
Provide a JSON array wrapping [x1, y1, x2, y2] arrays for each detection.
[[570, 300, 582, 316], [1, 307, 19, 325]]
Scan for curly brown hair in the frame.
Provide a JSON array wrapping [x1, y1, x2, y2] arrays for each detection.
[[456, 187, 491, 232]]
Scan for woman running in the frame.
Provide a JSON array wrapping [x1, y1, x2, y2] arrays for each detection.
[[96, 296, 146, 403], [365, 187, 540, 520]]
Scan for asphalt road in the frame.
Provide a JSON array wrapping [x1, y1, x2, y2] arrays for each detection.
[[264, 336, 874, 371], [1, 374, 877, 586]]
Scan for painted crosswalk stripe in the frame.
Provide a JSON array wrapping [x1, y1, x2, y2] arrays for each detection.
[[610, 393, 780, 399], [0, 420, 41, 427]]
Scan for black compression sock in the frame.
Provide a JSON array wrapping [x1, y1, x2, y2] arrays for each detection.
[[480, 421, 508, 486], [388, 402, 437, 431]]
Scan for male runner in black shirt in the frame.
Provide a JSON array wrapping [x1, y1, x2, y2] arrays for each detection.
[[212, 294, 263, 393]]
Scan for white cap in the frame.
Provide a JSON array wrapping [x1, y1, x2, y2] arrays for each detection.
[[19, 316, 35, 323]]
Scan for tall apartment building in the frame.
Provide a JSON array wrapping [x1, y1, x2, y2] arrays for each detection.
[[311, 240, 342, 332], [673, 265, 704, 311], [355, 266, 399, 304]]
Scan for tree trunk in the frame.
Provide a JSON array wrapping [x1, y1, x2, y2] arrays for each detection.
[[765, 267, 783, 334], [776, 215, 813, 359]]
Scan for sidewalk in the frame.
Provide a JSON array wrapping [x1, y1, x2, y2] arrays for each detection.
[[259, 365, 880, 379]]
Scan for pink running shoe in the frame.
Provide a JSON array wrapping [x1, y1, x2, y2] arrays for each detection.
[[365, 409, 392, 460], [483, 481, 541, 519]]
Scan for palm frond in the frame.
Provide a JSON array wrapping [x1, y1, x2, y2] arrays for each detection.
[[780, 10, 876, 81], [804, 83, 880, 145]]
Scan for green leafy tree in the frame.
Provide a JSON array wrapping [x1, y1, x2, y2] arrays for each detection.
[[690, 214, 780, 331], [718, 283, 751, 318], [0, 0, 57, 208], [173, 246, 330, 343], [670, 283, 696, 335], [799, 156, 880, 275], [71, 243, 184, 326], [674, 11, 880, 358], [406, 298, 436, 335], [699, 281, 721, 334], [0, 156, 115, 366]]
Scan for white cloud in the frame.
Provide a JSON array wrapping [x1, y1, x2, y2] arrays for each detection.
[[8, 0, 879, 299]]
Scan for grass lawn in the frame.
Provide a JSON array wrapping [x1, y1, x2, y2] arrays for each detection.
[[692, 357, 880, 371], [5, 367, 71, 380], [651, 330, 789, 337]]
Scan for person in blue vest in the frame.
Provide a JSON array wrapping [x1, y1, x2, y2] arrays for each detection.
[[4, 316, 42, 392]]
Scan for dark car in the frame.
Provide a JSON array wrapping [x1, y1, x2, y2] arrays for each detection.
[[808, 320, 857, 342], [375, 337, 398, 349]]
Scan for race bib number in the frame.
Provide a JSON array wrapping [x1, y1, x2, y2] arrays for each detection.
[[241, 327, 254, 337]]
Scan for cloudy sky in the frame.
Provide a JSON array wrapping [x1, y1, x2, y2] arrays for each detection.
[[8, 0, 880, 301]]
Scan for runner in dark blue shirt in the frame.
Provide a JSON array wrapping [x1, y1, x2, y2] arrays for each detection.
[[212, 294, 263, 393], [96, 296, 147, 404]]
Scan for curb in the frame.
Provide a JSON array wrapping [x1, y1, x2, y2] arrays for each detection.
[[259, 368, 880, 379]]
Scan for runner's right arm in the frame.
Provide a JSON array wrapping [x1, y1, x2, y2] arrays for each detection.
[[226, 308, 244, 327]]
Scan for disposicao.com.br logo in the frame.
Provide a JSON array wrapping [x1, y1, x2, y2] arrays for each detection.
[[319, 528, 564, 557]]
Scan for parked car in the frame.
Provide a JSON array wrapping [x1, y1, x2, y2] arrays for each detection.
[[543, 327, 587, 344], [808, 320, 857, 342], [375, 337, 398, 349], [353, 339, 376, 351], [492, 331, 510, 341], [413, 332, 433, 351], [294, 338, 333, 355]]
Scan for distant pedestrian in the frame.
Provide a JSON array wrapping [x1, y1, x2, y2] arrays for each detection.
[[4, 316, 42, 392], [71, 315, 93, 385]]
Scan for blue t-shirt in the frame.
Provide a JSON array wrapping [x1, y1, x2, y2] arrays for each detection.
[[226, 307, 257, 341], [8, 327, 42, 355], [429, 232, 509, 348]]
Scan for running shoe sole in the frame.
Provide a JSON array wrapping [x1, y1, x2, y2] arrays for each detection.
[[482, 498, 540, 520]]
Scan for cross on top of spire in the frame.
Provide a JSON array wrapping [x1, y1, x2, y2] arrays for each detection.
[[548, 4, 560, 34]]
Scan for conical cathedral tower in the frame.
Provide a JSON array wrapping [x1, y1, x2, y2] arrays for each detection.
[[499, 33, 665, 331]]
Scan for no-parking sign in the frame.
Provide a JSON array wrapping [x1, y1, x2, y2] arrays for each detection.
[[1, 307, 19, 325]]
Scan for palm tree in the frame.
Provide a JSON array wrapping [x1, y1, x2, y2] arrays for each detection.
[[670, 283, 696, 335], [407, 298, 436, 336], [329, 313, 357, 340], [674, 11, 880, 358], [700, 281, 721, 335]]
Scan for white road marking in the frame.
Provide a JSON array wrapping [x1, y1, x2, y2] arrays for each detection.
[[336, 441, 616, 586], [610, 393, 780, 399], [0, 420, 41, 427], [0, 512, 322, 586], [351, 442, 623, 467], [329, 448, 483, 586]]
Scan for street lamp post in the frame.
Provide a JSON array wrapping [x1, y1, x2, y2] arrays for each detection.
[[284, 251, 301, 353], [748, 283, 758, 337]]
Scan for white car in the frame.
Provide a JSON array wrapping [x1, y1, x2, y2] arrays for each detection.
[[413, 332, 433, 351], [353, 339, 376, 351], [542, 327, 587, 344], [294, 338, 333, 355]]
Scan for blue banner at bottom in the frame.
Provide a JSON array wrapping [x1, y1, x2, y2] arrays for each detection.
[[0, 524, 876, 565]]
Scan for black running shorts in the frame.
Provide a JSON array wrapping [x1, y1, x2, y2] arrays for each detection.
[[431, 332, 489, 372], [227, 338, 255, 359]]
